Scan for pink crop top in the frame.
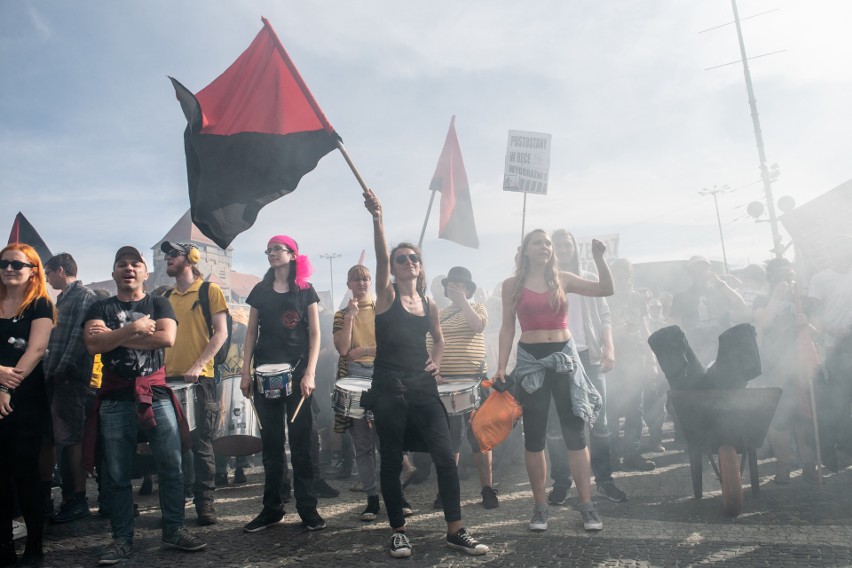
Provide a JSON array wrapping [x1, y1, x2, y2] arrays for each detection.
[[517, 288, 568, 332]]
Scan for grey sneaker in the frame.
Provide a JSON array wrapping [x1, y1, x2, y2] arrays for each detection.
[[389, 532, 412, 558], [98, 539, 132, 565], [597, 481, 628, 502], [581, 508, 603, 531], [529, 507, 548, 531], [162, 527, 207, 551]]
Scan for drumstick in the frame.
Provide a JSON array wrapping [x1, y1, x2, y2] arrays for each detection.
[[290, 395, 306, 423], [248, 393, 263, 431]]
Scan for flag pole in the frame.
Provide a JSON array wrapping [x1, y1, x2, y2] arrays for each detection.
[[521, 192, 528, 242], [795, 283, 823, 486], [418, 189, 438, 250]]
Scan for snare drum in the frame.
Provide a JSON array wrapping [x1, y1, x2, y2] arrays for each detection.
[[332, 377, 374, 421], [254, 363, 293, 399], [438, 380, 481, 416], [168, 381, 197, 430]]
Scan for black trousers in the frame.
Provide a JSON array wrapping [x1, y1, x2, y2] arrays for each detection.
[[373, 387, 460, 529], [0, 426, 43, 552], [253, 373, 317, 518]]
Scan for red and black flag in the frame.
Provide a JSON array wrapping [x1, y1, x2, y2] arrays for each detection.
[[7, 212, 52, 262], [170, 17, 340, 249], [430, 116, 478, 249]]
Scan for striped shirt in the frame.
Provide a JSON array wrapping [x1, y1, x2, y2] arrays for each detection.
[[428, 302, 487, 377]]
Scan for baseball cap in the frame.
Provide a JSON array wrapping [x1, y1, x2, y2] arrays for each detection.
[[114, 246, 146, 266]]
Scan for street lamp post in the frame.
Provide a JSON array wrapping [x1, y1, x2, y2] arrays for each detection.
[[319, 253, 342, 309], [699, 185, 731, 274]]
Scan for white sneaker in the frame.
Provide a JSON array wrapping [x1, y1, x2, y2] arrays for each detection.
[[529, 507, 548, 531]]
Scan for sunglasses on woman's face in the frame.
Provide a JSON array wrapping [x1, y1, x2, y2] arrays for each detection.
[[394, 253, 420, 265], [0, 260, 35, 271]]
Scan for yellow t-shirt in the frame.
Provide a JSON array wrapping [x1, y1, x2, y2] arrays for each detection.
[[89, 354, 103, 389], [333, 300, 376, 379], [164, 279, 229, 378]]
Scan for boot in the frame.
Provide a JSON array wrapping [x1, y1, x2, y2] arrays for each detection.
[[0, 542, 17, 568]]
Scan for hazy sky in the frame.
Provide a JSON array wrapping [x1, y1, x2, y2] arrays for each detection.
[[2, 0, 850, 297]]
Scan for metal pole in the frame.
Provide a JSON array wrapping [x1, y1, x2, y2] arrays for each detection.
[[319, 252, 341, 309], [712, 193, 730, 274], [699, 185, 730, 274], [731, 0, 783, 257], [521, 192, 528, 243]]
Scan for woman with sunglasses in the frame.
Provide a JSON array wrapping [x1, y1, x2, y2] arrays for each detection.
[[0, 244, 56, 567], [362, 189, 488, 559], [494, 229, 612, 533], [239, 236, 325, 533]]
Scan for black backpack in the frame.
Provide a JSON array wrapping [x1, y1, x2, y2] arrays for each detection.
[[166, 281, 233, 367]]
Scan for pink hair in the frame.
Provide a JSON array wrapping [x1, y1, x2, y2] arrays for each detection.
[[268, 235, 313, 290]]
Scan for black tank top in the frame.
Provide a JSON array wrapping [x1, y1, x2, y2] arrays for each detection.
[[375, 284, 431, 375]]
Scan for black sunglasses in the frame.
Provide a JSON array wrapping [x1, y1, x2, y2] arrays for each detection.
[[0, 260, 35, 271], [394, 253, 420, 265], [165, 250, 184, 259]]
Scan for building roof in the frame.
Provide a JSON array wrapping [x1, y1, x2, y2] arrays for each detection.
[[152, 209, 229, 250], [229, 271, 261, 299]]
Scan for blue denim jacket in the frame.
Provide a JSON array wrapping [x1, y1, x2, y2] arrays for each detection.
[[513, 339, 602, 425]]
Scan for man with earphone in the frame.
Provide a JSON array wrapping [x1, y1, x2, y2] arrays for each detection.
[[162, 241, 230, 527]]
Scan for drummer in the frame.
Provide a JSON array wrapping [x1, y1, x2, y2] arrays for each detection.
[[427, 266, 498, 510], [332, 265, 381, 520], [161, 241, 229, 526], [240, 235, 326, 533]]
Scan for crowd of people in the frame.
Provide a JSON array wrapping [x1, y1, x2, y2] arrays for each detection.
[[1, 192, 850, 564]]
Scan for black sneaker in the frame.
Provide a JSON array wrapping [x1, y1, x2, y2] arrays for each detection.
[[389, 532, 412, 558], [361, 495, 380, 522], [481, 486, 499, 509], [52, 495, 91, 523], [243, 509, 284, 533], [313, 479, 340, 498], [597, 481, 628, 502], [214, 473, 229, 487], [234, 467, 247, 484], [138, 477, 153, 496], [98, 539, 132, 565], [547, 485, 570, 505], [301, 510, 327, 531], [162, 527, 207, 551], [432, 492, 443, 510], [196, 502, 218, 526], [446, 528, 489, 555], [184, 489, 195, 504], [622, 455, 656, 472]]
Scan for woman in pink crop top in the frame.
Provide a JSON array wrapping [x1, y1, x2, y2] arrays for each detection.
[[494, 229, 613, 532]]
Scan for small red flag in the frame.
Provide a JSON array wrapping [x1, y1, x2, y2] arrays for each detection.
[[7, 212, 52, 262], [430, 116, 479, 249]]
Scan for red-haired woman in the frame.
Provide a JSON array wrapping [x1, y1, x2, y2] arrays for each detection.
[[0, 244, 55, 567], [363, 189, 488, 559], [494, 230, 612, 533]]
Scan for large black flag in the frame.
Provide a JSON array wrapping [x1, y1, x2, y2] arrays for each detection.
[[171, 17, 340, 248]]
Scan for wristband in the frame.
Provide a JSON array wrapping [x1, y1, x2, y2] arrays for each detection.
[[0, 384, 12, 394]]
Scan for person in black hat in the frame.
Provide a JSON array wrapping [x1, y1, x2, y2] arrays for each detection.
[[427, 267, 497, 510]]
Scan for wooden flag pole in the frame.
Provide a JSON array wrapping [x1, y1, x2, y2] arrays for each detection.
[[418, 188, 439, 250], [794, 283, 823, 486], [336, 140, 370, 193], [521, 192, 528, 243]]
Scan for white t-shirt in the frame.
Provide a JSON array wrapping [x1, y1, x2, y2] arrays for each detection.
[[808, 268, 852, 346]]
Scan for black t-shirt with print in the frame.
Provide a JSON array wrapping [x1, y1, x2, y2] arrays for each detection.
[[0, 297, 53, 430], [84, 294, 176, 381], [246, 283, 318, 367]]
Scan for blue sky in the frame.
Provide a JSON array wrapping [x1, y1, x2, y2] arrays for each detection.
[[2, 0, 850, 298]]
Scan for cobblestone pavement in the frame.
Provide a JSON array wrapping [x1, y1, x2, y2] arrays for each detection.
[[21, 429, 852, 567]]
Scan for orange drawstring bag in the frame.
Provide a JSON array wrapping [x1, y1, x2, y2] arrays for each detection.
[[470, 380, 523, 452]]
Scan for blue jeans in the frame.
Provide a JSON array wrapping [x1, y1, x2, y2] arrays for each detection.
[[547, 349, 614, 485], [100, 399, 185, 543]]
